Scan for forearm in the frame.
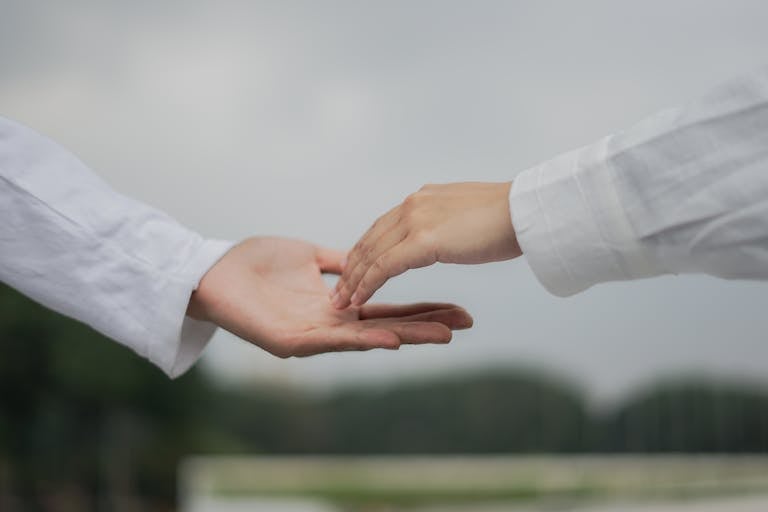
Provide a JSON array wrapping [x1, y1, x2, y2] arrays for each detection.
[[511, 66, 768, 296]]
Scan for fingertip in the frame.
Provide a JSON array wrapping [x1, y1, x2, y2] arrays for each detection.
[[432, 306, 473, 330], [438, 324, 453, 343], [455, 310, 474, 329], [331, 293, 349, 310], [350, 288, 373, 308], [384, 340, 402, 351]]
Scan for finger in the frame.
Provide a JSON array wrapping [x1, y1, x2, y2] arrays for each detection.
[[335, 205, 401, 293], [316, 247, 347, 275], [364, 320, 452, 345], [359, 302, 462, 319], [350, 239, 436, 307], [334, 225, 406, 308], [360, 305, 473, 330], [291, 326, 400, 357], [391, 308, 474, 330]]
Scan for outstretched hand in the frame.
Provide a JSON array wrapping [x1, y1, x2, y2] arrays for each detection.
[[187, 237, 473, 357], [332, 182, 521, 309]]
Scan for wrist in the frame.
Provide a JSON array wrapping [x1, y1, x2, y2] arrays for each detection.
[[497, 181, 522, 259], [186, 278, 215, 322], [185, 240, 238, 322]]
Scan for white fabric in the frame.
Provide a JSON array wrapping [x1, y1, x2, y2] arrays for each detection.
[[0, 117, 234, 377], [510, 67, 768, 297]]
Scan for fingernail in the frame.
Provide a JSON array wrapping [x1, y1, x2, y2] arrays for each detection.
[[330, 292, 340, 306], [350, 291, 359, 305], [457, 317, 474, 329]]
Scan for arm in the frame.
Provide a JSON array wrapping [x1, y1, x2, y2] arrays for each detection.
[[334, 67, 768, 306], [0, 117, 472, 378], [0, 116, 233, 377]]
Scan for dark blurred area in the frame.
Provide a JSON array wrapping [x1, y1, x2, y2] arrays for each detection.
[[2, 282, 768, 511]]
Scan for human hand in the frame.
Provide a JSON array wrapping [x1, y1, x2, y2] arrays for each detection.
[[187, 237, 473, 357], [332, 182, 521, 309]]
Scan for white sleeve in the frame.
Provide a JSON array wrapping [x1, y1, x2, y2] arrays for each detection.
[[510, 67, 768, 297], [0, 116, 234, 377]]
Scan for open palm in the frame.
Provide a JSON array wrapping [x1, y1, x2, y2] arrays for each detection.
[[188, 237, 473, 357]]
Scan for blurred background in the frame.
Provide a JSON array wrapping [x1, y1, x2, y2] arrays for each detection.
[[2, 0, 768, 510]]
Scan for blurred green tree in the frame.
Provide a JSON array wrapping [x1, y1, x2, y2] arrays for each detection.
[[323, 370, 589, 454], [0, 284, 237, 510], [599, 380, 768, 453]]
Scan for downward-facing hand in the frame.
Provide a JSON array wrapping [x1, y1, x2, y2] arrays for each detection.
[[332, 182, 521, 309]]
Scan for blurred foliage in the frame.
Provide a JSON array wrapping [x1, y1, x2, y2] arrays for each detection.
[[323, 371, 588, 454], [597, 380, 768, 453], [1, 283, 768, 510]]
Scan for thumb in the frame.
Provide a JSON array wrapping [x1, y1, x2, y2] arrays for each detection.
[[315, 246, 347, 275]]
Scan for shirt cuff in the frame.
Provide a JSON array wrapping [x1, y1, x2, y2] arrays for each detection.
[[148, 238, 235, 378], [509, 137, 662, 297]]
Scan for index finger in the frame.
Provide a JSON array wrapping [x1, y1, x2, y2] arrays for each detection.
[[335, 205, 400, 293]]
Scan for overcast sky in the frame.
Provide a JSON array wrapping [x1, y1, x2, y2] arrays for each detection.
[[2, 0, 768, 403]]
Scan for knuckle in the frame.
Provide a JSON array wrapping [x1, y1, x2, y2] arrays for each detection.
[[361, 249, 377, 268], [361, 240, 377, 259], [402, 192, 421, 210], [371, 255, 388, 273], [353, 240, 367, 257]]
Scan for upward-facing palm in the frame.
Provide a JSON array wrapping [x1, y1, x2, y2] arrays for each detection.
[[188, 237, 472, 357]]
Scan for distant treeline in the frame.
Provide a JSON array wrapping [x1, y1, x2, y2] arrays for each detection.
[[1, 284, 768, 510]]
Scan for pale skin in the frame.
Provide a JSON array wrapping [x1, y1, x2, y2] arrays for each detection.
[[332, 182, 522, 309], [187, 236, 474, 358]]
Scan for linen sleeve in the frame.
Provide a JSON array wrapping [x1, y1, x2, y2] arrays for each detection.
[[510, 67, 768, 296], [0, 116, 234, 377]]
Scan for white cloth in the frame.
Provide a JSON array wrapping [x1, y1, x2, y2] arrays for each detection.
[[0, 117, 233, 377], [511, 67, 768, 297]]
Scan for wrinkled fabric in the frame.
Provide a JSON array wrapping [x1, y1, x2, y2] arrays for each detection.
[[510, 67, 768, 297], [0, 116, 233, 377]]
